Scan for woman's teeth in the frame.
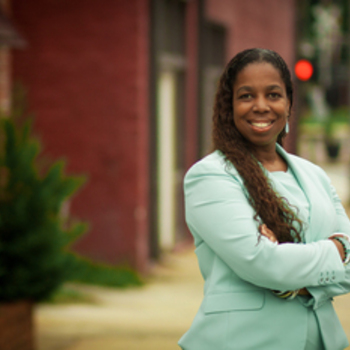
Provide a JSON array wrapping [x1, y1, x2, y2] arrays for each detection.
[[250, 121, 272, 128]]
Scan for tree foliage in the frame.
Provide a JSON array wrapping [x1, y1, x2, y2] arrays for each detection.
[[0, 116, 87, 302]]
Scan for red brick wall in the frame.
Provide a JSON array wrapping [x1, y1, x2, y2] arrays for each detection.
[[0, 301, 35, 350], [206, 0, 295, 68], [0, 48, 11, 113], [0, 0, 12, 113], [12, 0, 150, 270], [185, 0, 200, 169]]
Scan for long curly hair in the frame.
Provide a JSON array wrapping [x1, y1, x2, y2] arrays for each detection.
[[212, 48, 303, 243]]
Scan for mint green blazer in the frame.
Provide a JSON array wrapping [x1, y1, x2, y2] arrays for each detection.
[[179, 145, 350, 350]]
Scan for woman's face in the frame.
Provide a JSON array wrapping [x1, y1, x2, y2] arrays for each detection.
[[232, 62, 290, 151]]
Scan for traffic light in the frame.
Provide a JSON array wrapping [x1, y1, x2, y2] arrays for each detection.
[[294, 59, 313, 81]]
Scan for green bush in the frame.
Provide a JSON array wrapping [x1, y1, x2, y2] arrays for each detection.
[[0, 117, 87, 302], [299, 106, 350, 127], [65, 253, 142, 288]]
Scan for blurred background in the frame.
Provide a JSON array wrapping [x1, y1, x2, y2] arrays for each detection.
[[5, 0, 350, 274], [1, 0, 350, 349]]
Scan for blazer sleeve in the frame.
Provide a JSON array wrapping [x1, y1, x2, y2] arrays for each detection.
[[184, 161, 346, 293], [307, 181, 350, 309]]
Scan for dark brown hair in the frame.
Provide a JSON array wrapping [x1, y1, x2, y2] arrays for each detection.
[[212, 48, 302, 243]]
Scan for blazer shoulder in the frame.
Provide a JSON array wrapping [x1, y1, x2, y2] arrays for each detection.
[[287, 153, 328, 178], [185, 150, 239, 180]]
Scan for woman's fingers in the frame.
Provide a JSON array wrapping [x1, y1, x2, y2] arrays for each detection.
[[259, 224, 279, 243]]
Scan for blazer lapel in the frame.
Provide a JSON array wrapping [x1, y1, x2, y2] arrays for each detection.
[[276, 145, 333, 242]]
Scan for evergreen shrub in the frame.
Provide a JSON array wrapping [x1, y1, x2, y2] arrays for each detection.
[[0, 115, 87, 302]]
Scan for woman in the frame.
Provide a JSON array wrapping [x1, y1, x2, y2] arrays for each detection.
[[178, 48, 350, 350]]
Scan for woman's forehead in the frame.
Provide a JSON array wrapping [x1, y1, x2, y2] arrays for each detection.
[[234, 62, 285, 89]]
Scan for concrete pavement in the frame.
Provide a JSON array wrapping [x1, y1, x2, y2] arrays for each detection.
[[35, 247, 350, 350], [35, 162, 350, 350], [35, 248, 203, 350]]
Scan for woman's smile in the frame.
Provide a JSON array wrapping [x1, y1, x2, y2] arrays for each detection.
[[248, 120, 274, 131]]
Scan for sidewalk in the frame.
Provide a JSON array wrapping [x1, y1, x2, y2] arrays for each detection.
[[35, 248, 202, 350], [35, 162, 350, 350], [35, 247, 350, 350]]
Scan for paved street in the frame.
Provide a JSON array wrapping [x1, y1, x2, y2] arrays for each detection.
[[35, 162, 350, 350]]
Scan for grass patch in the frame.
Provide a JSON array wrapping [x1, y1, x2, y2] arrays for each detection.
[[42, 254, 143, 304], [65, 253, 143, 288], [44, 285, 96, 304], [299, 107, 350, 135]]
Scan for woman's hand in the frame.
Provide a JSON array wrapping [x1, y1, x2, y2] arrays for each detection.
[[259, 224, 279, 243], [298, 288, 311, 296], [329, 237, 346, 262]]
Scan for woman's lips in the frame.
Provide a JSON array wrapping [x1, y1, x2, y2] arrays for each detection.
[[248, 120, 274, 132]]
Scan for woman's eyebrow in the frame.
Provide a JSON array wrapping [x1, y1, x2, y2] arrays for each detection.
[[236, 86, 253, 94], [236, 84, 283, 94], [267, 84, 283, 91]]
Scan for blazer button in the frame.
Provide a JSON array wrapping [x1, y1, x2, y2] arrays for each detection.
[[319, 278, 324, 283]]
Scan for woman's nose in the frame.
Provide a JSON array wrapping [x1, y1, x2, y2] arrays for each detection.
[[252, 96, 270, 113]]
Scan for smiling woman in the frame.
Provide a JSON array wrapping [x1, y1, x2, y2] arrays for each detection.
[[178, 48, 350, 350]]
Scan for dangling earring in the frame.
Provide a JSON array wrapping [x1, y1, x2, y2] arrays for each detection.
[[285, 121, 289, 134]]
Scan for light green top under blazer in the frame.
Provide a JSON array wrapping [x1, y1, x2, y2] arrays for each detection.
[[178, 145, 350, 350]]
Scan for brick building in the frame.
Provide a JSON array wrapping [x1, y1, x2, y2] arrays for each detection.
[[8, 0, 296, 272]]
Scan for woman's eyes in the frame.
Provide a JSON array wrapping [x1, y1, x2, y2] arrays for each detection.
[[268, 92, 281, 99], [238, 93, 252, 99], [238, 92, 281, 100]]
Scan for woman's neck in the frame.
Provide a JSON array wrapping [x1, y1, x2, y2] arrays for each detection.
[[252, 145, 288, 172]]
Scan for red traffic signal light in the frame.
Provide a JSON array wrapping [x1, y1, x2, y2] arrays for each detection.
[[294, 59, 313, 81]]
